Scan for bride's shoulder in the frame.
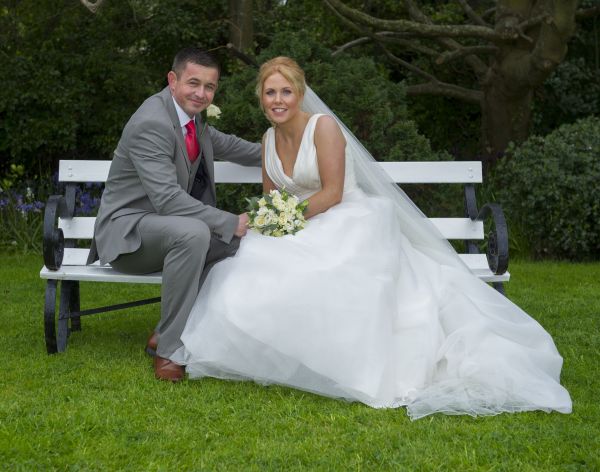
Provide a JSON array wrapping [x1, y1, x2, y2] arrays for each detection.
[[262, 127, 275, 143], [313, 115, 343, 140]]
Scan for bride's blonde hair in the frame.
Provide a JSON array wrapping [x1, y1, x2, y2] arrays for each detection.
[[255, 56, 306, 109]]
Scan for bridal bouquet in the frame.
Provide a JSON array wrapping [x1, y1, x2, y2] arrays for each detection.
[[246, 188, 308, 237]]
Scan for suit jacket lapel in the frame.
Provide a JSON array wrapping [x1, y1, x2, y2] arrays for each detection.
[[160, 87, 194, 189], [198, 117, 216, 200]]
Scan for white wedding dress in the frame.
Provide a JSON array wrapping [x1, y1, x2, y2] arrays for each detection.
[[174, 114, 572, 419]]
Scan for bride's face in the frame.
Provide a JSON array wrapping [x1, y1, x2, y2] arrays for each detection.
[[261, 72, 302, 125]]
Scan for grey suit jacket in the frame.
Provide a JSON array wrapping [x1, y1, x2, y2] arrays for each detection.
[[89, 86, 261, 265]]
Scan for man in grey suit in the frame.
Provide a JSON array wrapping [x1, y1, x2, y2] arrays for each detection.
[[88, 47, 261, 381]]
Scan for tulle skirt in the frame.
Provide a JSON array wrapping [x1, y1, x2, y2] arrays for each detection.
[[173, 190, 572, 419]]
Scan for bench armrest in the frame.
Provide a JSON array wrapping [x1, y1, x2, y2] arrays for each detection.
[[43, 195, 69, 270], [475, 203, 509, 275]]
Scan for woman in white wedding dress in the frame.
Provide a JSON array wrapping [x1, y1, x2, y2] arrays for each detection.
[[173, 57, 572, 419]]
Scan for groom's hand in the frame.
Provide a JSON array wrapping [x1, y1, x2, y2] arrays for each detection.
[[235, 213, 249, 237]]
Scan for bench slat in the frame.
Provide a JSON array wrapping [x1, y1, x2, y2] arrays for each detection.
[[377, 161, 482, 184], [40, 265, 163, 284], [460, 254, 510, 283], [429, 218, 483, 240], [59, 160, 112, 182], [59, 216, 484, 240], [40, 249, 508, 283], [59, 217, 96, 239], [58, 160, 483, 184]]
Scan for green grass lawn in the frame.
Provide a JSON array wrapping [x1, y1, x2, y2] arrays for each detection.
[[1, 253, 599, 471]]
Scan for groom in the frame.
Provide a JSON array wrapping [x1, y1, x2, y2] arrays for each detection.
[[88, 47, 261, 381]]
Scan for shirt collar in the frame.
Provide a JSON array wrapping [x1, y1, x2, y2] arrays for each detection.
[[171, 97, 194, 128]]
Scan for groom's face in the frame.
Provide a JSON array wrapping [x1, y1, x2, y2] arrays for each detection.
[[168, 62, 219, 117]]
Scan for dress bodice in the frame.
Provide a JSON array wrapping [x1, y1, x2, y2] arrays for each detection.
[[264, 114, 357, 201]]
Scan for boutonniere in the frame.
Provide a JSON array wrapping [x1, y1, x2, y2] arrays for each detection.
[[206, 104, 222, 121], [199, 104, 222, 139]]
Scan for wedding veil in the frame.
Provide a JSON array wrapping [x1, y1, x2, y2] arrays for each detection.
[[301, 86, 469, 271]]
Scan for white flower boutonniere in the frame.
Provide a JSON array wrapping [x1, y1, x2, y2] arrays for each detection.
[[206, 104, 222, 120], [200, 104, 222, 138]]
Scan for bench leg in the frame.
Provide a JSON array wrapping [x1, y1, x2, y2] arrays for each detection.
[[44, 280, 58, 354], [493, 282, 506, 296], [57, 281, 78, 352], [70, 282, 81, 332]]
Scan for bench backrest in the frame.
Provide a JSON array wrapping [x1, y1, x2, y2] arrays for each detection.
[[57, 159, 484, 244]]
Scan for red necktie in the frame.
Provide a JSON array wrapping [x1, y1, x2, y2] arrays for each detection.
[[185, 119, 199, 163]]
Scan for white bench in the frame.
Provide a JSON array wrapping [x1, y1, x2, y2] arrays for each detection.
[[40, 159, 509, 353]]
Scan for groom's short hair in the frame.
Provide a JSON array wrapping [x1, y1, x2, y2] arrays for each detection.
[[172, 47, 221, 78]]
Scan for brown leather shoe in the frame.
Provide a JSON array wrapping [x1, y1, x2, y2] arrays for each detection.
[[154, 356, 185, 382], [145, 332, 158, 357]]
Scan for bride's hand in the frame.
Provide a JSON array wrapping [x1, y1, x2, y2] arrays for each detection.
[[235, 213, 250, 237]]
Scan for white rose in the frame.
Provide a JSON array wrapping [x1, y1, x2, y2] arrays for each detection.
[[254, 215, 267, 227], [272, 195, 286, 211], [278, 213, 289, 226], [264, 210, 277, 225], [206, 104, 221, 119]]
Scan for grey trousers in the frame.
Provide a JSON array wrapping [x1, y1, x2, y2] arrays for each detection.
[[111, 214, 240, 359]]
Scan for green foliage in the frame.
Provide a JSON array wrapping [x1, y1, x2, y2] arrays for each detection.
[[1, 164, 25, 192], [0, 192, 43, 253], [407, 95, 482, 157], [217, 183, 263, 215], [0, 0, 230, 178], [490, 116, 600, 260], [534, 58, 600, 136]]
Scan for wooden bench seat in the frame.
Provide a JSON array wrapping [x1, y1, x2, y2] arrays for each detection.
[[40, 159, 509, 353]]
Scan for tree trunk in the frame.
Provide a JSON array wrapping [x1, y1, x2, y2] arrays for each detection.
[[480, 0, 579, 163], [481, 48, 535, 166], [229, 0, 254, 52], [481, 83, 533, 168]]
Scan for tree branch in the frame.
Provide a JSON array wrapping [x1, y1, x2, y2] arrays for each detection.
[[379, 45, 438, 82], [332, 37, 372, 57], [406, 82, 483, 104], [324, 0, 512, 42], [226, 43, 258, 67], [333, 33, 438, 57], [457, 0, 490, 27], [375, 33, 439, 56], [436, 45, 498, 64], [79, 0, 105, 13], [576, 6, 600, 20], [509, 12, 551, 43], [402, 0, 488, 78], [482, 7, 496, 21], [525, 1, 578, 87]]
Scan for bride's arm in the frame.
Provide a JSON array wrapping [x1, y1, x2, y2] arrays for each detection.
[[261, 132, 277, 194], [303, 115, 346, 219]]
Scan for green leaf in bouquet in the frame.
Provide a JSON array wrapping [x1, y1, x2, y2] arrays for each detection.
[[246, 196, 260, 211]]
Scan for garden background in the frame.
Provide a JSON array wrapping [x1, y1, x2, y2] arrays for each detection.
[[1, 1, 599, 470]]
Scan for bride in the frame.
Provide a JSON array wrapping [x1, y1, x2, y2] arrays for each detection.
[[172, 56, 572, 420]]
